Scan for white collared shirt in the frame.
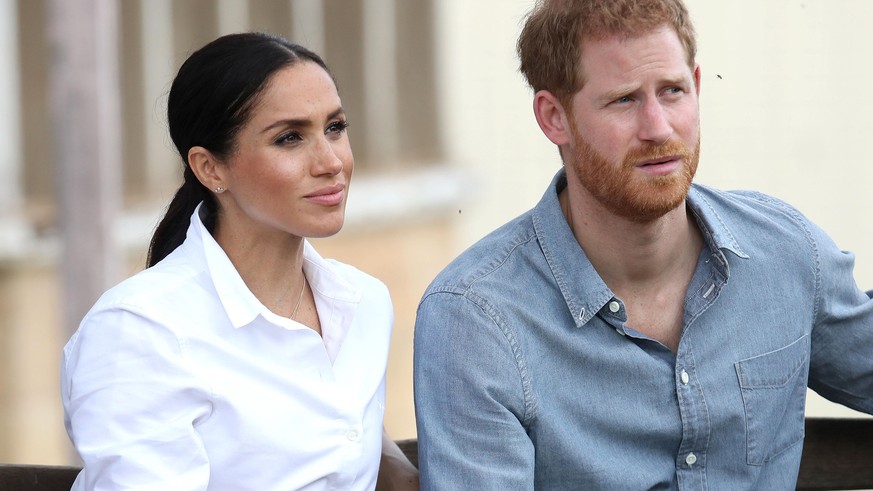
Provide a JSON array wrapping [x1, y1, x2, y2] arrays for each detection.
[[62, 205, 393, 490]]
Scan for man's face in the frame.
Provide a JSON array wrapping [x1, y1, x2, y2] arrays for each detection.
[[565, 26, 701, 223]]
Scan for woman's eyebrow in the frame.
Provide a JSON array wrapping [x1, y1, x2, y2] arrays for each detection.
[[261, 107, 345, 133]]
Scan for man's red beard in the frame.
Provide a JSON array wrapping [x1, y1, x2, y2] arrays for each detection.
[[569, 129, 700, 223]]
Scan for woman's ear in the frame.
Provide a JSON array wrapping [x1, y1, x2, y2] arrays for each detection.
[[533, 90, 573, 146], [188, 146, 227, 193]]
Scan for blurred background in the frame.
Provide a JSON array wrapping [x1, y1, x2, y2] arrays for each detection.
[[1, 0, 871, 466]]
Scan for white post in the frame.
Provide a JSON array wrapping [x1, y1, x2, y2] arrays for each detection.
[[48, 0, 122, 335], [217, 0, 250, 34], [0, 0, 27, 257], [139, 0, 177, 191], [290, 0, 325, 58], [362, 0, 400, 163]]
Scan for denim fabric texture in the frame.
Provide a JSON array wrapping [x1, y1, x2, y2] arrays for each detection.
[[413, 169, 873, 490]]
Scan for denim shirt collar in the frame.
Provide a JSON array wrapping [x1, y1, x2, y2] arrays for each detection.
[[532, 169, 749, 329]]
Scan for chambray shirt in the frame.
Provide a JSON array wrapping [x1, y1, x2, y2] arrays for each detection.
[[63, 204, 393, 491], [414, 170, 873, 490]]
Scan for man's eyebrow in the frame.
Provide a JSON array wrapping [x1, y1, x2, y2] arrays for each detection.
[[599, 84, 638, 103], [598, 75, 690, 103], [261, 107, 345, 133]]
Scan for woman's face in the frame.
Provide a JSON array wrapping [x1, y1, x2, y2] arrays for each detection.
[[216, 61, 353, 240]]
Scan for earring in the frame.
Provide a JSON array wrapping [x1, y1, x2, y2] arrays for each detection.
[[214, 186, 224, 193]]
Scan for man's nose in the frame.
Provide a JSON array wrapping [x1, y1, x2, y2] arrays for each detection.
[[637, 99, 673, 145]]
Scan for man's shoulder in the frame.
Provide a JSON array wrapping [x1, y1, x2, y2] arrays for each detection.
[[691, 183, 812, 227], [426, 210, 540, 295], [689, 183, 822, 252]]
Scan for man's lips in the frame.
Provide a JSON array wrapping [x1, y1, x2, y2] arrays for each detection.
[[305, 183, 345, 205], [635, 156, 682, 175]]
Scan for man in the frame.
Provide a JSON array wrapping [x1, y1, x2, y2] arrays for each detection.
[[413, 0, 873, 489]]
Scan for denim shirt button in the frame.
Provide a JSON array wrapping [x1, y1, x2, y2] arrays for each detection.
[[608, 301, 620, 313], [680, 370, 690, 385], [685, 452, 697, 466]]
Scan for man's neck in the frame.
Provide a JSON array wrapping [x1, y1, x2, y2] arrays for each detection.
[[559, 184, 703, 295], [560, 184, 703, 351]]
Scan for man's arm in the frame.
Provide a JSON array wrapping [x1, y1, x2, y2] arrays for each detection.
[[376, 428, 420, 491], [413, 291, 535, 490], [807, 221, 873, 414]]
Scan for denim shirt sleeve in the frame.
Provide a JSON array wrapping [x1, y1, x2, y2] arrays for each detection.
[[740, 190, 873, 413], [805, 216, 873, 413], [414, 289, 535, 491]]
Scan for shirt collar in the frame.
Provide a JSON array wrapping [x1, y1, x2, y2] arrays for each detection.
[[686, 184, 749, 260], [532, 169, 748, 328], [188, 204, 362, 330]]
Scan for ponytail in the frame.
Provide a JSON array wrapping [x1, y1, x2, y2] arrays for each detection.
[[146, 167, 215, 267]]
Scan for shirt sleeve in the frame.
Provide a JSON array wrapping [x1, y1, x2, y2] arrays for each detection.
[[61, 306, 213, 490], [807, 221, 873, 414], [413, 290, 535, 490]]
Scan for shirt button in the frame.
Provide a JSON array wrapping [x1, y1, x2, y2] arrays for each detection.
[[346, 430, 359, 441], [680, 370, 689, 385], [608, 301, 620, 313], [685, 453, 697, 466]]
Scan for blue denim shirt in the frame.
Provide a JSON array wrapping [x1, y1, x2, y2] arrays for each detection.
[[413, 170, 873, 490]]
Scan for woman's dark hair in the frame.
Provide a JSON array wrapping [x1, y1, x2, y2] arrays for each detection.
[[146, 32, 333, 267]]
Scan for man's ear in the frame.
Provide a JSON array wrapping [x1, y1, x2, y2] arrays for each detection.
[[188, 146, 227, 193], [693, 64, 701, 95], [533, 90, 573, 146]]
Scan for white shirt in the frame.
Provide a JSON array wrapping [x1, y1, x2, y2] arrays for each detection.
[[62, 205, 393, 490]]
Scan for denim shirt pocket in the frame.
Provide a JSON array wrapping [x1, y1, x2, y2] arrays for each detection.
[[735, 334, 810, 465]]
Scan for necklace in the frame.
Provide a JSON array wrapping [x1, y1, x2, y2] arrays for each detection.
[[290, 274, 307, 320]]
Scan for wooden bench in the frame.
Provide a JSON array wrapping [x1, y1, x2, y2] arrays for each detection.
[[1, 418, 870, 490]]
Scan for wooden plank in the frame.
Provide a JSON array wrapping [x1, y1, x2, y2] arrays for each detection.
[[796, 417, 873, 490], [0, 464, 79, 491], [397, 438, 419, 469], [4, 419, 872, 489]]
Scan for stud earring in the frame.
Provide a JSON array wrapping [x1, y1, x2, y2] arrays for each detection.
[[214, 186, 224, 193]]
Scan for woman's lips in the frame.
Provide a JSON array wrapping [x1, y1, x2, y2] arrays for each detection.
[[305, 183, 345, 206]]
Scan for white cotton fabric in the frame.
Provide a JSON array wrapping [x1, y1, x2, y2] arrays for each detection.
[[62, 204, 393, 490]]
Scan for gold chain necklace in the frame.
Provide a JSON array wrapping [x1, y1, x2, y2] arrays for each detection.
[[290, 274, 307, 320]]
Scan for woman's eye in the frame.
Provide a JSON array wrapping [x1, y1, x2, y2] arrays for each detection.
[[327, 120, 350, 134], [275, 132, 302, 145]]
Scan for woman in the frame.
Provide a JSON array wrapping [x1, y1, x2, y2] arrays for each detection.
[[61, 32, 418, 490]]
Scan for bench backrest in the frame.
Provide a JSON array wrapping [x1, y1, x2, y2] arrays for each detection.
[[1, 418, 870, 490]]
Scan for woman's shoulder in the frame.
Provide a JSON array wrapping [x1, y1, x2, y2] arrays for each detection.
[[324, 258, 386, 290], [304, 242, 390, 301], [85, 255, 212, 326]]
